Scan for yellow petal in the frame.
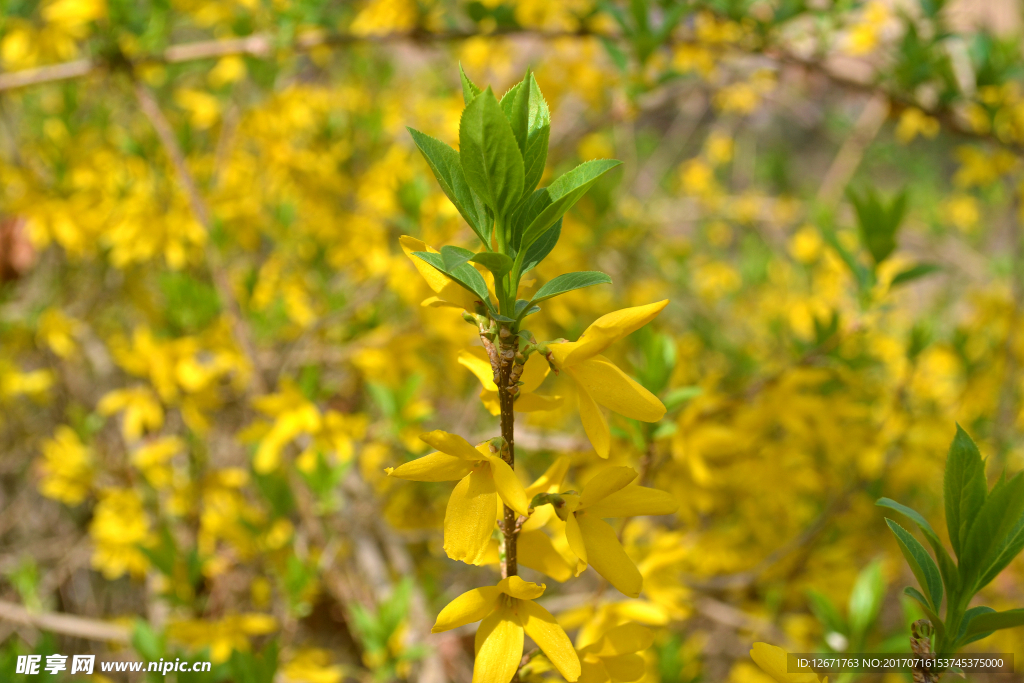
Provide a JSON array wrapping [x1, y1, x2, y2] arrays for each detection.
[[459, 348, 498, 391], [433, 587, 500, 632], [421, 430, 485, 460], [577, 514, 643, 598], [480, 388, 501, 416], [400, 236, 447, 295], [601, 653, 645, 682], [575, 375, 610, 458], [580, 467, 638, 509], [444, 468, 498, 564], [519, 352, 550, 393], [571, 356, 666, 422], [551, 301, 669, 367], [579, 658, 610, 683], [497, 575, 546, 600], [513, 392, 563, 412], [520, 600, 581, 682], [485, 455, 530, 518], [387, 452, 474, 482], [565, 512, 588, 572], [584, 485, 678, 518], [526, 456, 571, 498], [587, 623, 654, 656], [473, 605, 523, 683], [518, 530, 574, 582], [750, 643, 819, 683]]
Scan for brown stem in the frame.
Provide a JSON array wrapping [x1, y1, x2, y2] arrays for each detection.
[[496, 331, 520, 579]]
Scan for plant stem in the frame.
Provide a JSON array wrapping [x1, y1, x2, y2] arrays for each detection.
[[497, 330, 520, 579]]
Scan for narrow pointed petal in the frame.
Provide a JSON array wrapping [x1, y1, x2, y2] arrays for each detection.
[[571, 356, 666, 422], [575, 374, 610, 458], [432, 587, 500, 632], [497, 575, 546, 600], [579, 467, 638, 509], [421, 430, 485, 460], [518, 530, 574, 582], [512, 392, 563, 412], [590, 624, 654, 656], [473, 606, 523, 683], [518, 352, 550, 393], [400, 236, 448, 294], [577, 514, 643, 598], [520, 600, 581, 682], [444, 468, 498, 564], [584, 485, 678, 518], [601, 654, 646, 682], [387, 452, 474, 482], [459, 348, 499, 391], [565, 512, 588, 572], [560, 301, 670, 366], [526, 456, 571, 497], [486, 455, 530, 517], [480, 389, 501, 416]]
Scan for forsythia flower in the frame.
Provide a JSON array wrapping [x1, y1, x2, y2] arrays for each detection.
[[548, 301, 669, 457], [89, 488, 153, 579], [578, 623, 654, 683], [386, 430, 530, 564], [167, 613, 278, 663], [401, 236, 482, 310], [38, 425, 93, 505], [98, 386, 164, 441], [557, 467, 677, 598], [432, 576, 581, 683], [749, 643, 825, 683], [460, 348, 562, 415]]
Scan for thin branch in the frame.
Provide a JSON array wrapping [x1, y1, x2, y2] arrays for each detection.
[[0, 599, 131, 643], [133, 80, 268, 395], [816, 92, 890, 207]]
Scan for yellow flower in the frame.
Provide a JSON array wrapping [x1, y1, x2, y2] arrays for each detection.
[[281, 648, 344, 683], [400, 235, 482, 310], [557, 467, 677, 598], [749, 643, 824, 683], [89, 488, 153, 579], [432, 576, 580, 683], [895, 108, 939, 143], [459, 348, 562, 415], [387, 430, 529, 564], [37, 307, 80, 358], [167, 613, 277, 663], [578, 622, 654, 683], [132, 436, 185, 489], [97, 386, 164, 441], [38, 425, 93, 505], [548, 301, 668, 457]]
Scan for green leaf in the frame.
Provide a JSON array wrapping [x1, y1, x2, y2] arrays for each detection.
[[407, 127, 490, 244], [459, 86, 525, 218], [459, 63, 482, 105], [520, 218, 561, 273], [471, 251, 514, 278], [886, 518, 943, 611], [956, 606, 996, 646], [441, 245, 473, 272], [500, 79, 527, 153], [848, 560, 885, 638], [944, 424, 987, 560], [530, 271, 612, 304], [806, 589, 846, 636], [975, 511, 1024, 590], [514, 299, 540, 318], [663, 385, 703, 411], [518, 159, 622, 251], [847, 187, 907, 265], [876, 497, 958, 595], [962, 608, 1024, 639], [961, 471, 1024, 591], [412, 251, 492, 309], [890, 263, 941, 288], [521, 74, 550, 194]]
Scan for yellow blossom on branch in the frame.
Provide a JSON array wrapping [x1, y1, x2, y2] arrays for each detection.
[[386, 430, 529, 564], [431, 576, 581, 683], [548, 301, 669, 457], [578, 622, 654, 683]]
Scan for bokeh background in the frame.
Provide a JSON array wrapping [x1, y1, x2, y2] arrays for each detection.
[[1, 0, 1023, 681]]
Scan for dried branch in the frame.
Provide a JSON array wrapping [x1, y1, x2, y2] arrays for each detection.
[[0, 599, 131, 644]]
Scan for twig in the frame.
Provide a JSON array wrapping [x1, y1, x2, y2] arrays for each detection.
[[816, 92, 890, 207], [0, 599, 131, 643], [132, 80, 268, 395]]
